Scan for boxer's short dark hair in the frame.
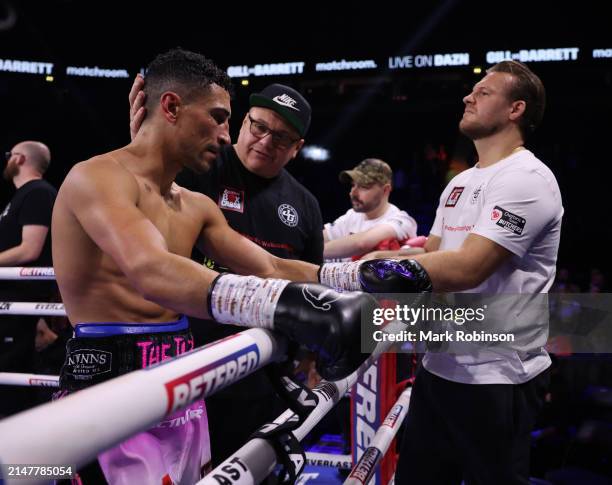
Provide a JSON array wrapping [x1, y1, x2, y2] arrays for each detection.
[[144, 48, 233, 112]]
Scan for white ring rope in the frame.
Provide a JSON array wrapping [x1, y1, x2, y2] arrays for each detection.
[[344, 387, 412, 485], [0, 267, 55, 280], [0, 268, 61, 317], [0, 372, 59, 388], [0, 302, 65, 316], [0, 328, 287, 485], [198, 319, 407, 485]]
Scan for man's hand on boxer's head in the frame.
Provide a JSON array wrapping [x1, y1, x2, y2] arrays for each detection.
[[129, 73, 147, 141]]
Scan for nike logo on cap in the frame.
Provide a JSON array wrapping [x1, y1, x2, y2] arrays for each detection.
[[272, 94, 300, 111]]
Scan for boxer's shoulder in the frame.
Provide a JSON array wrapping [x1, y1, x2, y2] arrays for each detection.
[[61, 151, 140, 203]]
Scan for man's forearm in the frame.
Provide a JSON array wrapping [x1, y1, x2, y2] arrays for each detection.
[[270, 258, 319, 282], [0, 244, 39, 266], [324, 234, 367, 259], [412, 250, 480, 292], [363, 248, 425, 260]]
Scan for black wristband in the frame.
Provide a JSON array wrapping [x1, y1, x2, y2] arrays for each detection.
[[206, 272, 226, 320]]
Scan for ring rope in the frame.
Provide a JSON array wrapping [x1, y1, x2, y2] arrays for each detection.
[[0, 328, 287, 480], [198, 319, 407, 485], [0, 372, 59, 388], [304, 452, 352, 470], [0, 302, 65, 316], [0, 267, 55, 280], [344, 387, 412, 485]]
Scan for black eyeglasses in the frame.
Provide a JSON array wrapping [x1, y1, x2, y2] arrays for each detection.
[[247, 115, 300, 149]]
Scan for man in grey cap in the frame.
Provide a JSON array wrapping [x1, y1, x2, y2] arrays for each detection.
[[129, 78, 323, 466], [324, 158, 418, 260]]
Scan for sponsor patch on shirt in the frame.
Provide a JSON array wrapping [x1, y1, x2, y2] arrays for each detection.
[[278, 203, 299, 227], [219, 187, 245, 213], [445, 187, 464, 207], [491, 205, 525, 235], [470, 184, 483, 204]]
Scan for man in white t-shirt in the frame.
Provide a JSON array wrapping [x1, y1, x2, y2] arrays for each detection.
[[323, 158, 417, 261], [384, 61, 563, 484]]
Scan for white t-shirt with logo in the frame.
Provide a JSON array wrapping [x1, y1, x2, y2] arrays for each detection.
[[423, 149, 563, 384], [324, 204, 417, 261]]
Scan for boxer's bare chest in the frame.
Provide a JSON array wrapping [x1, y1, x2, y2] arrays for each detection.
[[136, 181, 202, 258]]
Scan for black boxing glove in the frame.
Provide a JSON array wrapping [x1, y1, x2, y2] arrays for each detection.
[[358, 259, 433, 293], [319, 259, 433, 293], [208, 274, 376, 380]]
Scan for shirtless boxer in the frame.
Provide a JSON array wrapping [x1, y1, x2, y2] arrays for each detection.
[[51, 49, 400, 484]]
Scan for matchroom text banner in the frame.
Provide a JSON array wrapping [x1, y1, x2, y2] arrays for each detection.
[[360, 294, 612, 355]]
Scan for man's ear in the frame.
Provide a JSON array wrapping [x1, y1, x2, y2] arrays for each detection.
[[290, 139, 305, 160], [509, 100, 526, 122], [160, 91, 182, 123]]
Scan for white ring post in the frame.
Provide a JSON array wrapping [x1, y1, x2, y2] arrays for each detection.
[[0, 328, 287, 485]]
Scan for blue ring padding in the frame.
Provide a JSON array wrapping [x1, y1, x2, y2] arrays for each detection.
[[74, 315, 188, 337]]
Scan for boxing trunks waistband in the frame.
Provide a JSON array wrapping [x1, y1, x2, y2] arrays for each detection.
[[59, 315, 194, 392]]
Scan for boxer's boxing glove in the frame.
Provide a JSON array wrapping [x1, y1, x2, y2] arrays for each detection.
[[318, 259, 433, 293], [208, 274, 376, 380]]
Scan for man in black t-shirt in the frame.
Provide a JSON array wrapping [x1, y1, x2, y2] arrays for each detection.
[[0, 140, 57, 416], [130, 80, 323, 464]]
